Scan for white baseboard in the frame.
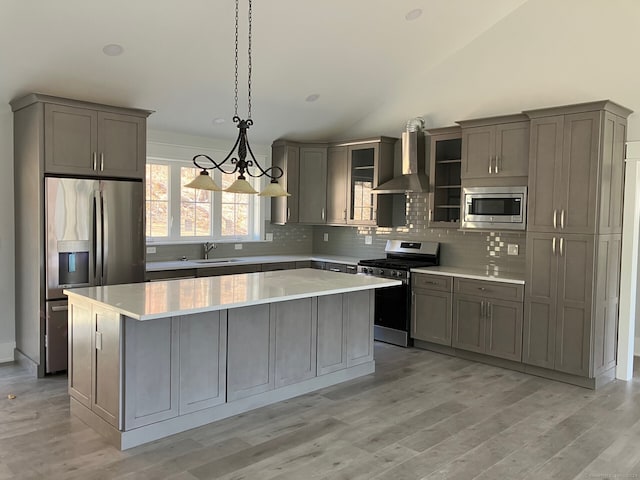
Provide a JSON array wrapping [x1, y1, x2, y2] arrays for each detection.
[[635, 337, 640, 357], [0, 342, 16, 364]]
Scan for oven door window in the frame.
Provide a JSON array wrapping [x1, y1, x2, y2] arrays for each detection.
[[469, 197, 522, 216], [374, 284, 409, 331]]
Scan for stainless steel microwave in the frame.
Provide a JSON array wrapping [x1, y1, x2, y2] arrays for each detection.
[[461, 186, 527, 230]]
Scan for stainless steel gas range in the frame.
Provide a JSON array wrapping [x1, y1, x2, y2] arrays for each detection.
[[358, 240, 440, 347]]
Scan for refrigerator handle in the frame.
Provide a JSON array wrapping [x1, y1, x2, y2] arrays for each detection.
[[101, 191, 109, 285], [94, 190, 103, 285]]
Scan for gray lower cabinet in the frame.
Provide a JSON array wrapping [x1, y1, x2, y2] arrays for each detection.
[[178, 311, 227, 415], [68, 302, 121, 428], [346, 290, 374, 367], [411, 273, 453, 346], [124, 317, 179, 429], [146, 269, 197, 281], [523, 233, 598, 377], [452, 278, 524, 362], [274, 298, 317, 387], [317, 295, 347, 375], [261, 262, 296, 272], [196, 264, 260, 277], [227, 304, 275, 401]]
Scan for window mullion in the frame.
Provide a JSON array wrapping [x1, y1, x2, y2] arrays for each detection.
[[170, 164, 182, 240]]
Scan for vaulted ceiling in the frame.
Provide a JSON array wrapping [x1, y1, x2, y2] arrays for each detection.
[[1, 0, 639, 144]]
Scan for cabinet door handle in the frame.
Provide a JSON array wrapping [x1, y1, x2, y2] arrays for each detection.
[[553, 209, 557, 229], [100, 153, 104, 172], [329, 268, 342, 272], [487, 302, 492, 319], [488, 158, 493, 174], [287, 207, 291, 220], [560, 209, 565, 230], [92, 152, 97, 171], [560, 237, 564, 257], [51, 305, 68, 312], [495, 156, 499, 174], [552, 237, 557, 255], [321, 208, 326, 221], [481, 300, 485, 318]]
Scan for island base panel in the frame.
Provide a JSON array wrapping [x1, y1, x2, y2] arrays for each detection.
[[71, 360, 374, 450]]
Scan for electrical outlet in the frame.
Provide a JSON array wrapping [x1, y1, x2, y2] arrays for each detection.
[[365, 235, 372, 245], [507, 244, 519, 256], [235, 243, 243, 250], [146, 246, 156, 254], [265, 233, 273, 242], [323, 233, 329, 242]]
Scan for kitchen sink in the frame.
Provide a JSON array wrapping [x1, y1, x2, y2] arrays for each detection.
[[191, 258, 241, 264]]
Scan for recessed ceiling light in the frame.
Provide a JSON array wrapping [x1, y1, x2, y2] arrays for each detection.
[[213, 118, 226, 125], [305, 94, 320, 102], [102, 44, 124, 56], [405, 8, 422, 21]]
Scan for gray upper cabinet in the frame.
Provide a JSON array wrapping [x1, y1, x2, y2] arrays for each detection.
[[298, 146, 328, 224], [525, 102, 630, 235], [326, 146, 348, 224], [426, 127, 462, 227], [346, 140, 393, 226], [459, 115, 529, 181], [270, 141, 300, 224], [272, 136, 397, 227], [37, 97, 149, 179]]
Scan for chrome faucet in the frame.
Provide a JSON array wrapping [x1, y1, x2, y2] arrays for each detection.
[[203, 242, 216, 259]]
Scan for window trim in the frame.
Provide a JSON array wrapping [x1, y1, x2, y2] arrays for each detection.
[[146, 153, 265, 244]]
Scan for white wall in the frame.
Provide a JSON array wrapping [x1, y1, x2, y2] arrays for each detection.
[[0, 106, 15, 362]]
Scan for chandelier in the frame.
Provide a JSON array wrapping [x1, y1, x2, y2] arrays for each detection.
[[185, 0, 290, 197]]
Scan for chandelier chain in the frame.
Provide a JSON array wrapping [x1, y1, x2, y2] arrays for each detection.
[[247, 0, 252, 119], [234, 0, 239, 117]]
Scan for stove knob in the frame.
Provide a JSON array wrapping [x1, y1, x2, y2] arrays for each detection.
[[378, 269, 384, 276]]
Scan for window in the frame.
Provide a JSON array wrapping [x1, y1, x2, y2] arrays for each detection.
[[145, 155, 263, 243], [145, 164, 170, 237]]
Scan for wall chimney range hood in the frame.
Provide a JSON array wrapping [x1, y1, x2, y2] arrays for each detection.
[[373, 118, 429, 194]]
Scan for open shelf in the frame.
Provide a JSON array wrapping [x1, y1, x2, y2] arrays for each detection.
[[436, 159, 462, 164]]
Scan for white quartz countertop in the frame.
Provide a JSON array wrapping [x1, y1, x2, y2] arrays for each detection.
[[65, 268, 400, 321], [411, 266, 525, 285], [146, 254, 367, 272]]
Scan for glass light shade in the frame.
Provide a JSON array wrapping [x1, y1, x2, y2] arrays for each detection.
[[184, 171, 222, 191], [258, 181, 291, 197], [224, 178, 258, 194]]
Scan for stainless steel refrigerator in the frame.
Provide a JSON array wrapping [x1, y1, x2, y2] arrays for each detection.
[[45, 177, 144, 373]]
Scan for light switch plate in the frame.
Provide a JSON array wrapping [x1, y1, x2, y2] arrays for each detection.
[[235, 243, 243, 250], [365, 235, 372, 245], [323, 233, 329, 242], [265, 233, 273, 242], [146, 246, 156, 254], [507, 244, 519, 255]]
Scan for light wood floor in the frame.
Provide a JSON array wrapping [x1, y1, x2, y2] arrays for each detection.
[[1, 344, 640, 480]]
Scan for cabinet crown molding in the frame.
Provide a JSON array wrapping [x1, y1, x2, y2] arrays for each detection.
[[456, 113, 529, 128], [523, 100, 632, 119], [10, 93, 154, 118]]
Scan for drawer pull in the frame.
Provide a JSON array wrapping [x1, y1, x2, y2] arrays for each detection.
[[478, 287, 486, 291]]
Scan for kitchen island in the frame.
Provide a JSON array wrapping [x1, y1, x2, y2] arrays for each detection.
[[64, 268, 400, 449]]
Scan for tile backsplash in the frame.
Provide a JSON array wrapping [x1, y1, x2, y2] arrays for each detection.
[[146, 222, 313, 262], [147, 193, 526, 276], [312, 193, 526, 275]]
